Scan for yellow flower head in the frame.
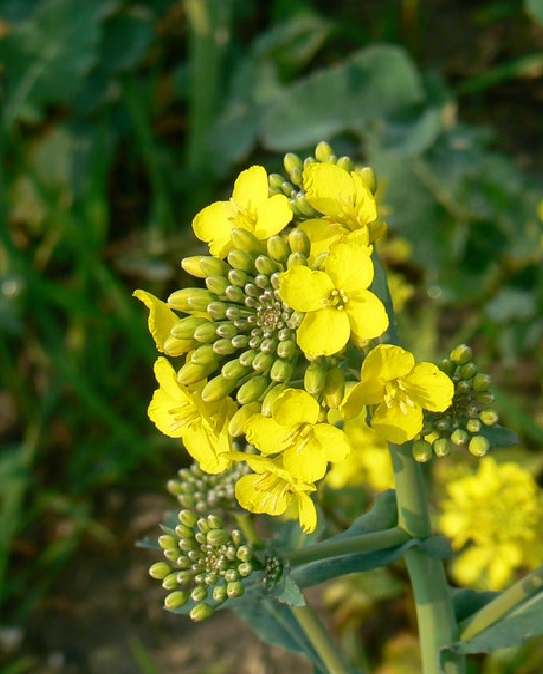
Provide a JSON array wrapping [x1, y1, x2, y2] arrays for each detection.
[[440, 457, 543, 590], [278, 241, 389, 357], [233, 453, 317, 533], [342, 344, 454, 445], [192, 166, 292, 258], [149, 357, 236, 474], [244, 389, 351, 483], [303, 162, 382, 240]]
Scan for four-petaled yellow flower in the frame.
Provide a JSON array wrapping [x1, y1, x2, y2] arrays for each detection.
[[233, 453, 317, 534], [192, 165, 292, 258], [278, 241, 388, 357], [342, 344, 454, 445], [244, 389, 351, 483], [149, 357, 236, 474]]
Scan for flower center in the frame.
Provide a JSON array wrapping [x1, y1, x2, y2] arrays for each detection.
[[328, 288, 349, 311], [383, 381, 416, 415]]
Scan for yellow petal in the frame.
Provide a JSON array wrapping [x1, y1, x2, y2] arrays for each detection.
[[245, 416, 289, 455], [325, 241, 374, 292], [342, 380, 384, 419], [314, 424, 351, 464], [297, 309, 350, 357], [272, 389, 319, 427], [402, 363, 454, 412], [235, 473, 289, 516], [278, 266, 333, 312], [296, 492, 317, 534], [361, 344, 415, 384], [183, 422, 233, 474], [134, 290, 179, 352], [192, 200, 235, 258], [371, 400, 423, 445], [283, 434, 329, 483], [303, 162, 354, 219], [148, 386, 185, 438], [232, 165, 269, 209], [253, 194, 292, 239], [346, 291, 389, 342], [298, 218, 346, 260], [351, 171, 378, 225]]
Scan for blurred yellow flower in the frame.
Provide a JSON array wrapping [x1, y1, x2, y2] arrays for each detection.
[[342, 344, 454, 445], [192, 165, 292, 258], [440, 457, 543, 590]]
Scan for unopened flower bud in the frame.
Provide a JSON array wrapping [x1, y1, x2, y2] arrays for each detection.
[[212, 585, 228, 604], [201, 375, 237, 402], [193, 321, 218, 343], [190, 603, 215, 622], [162, 572, 179, 590], [357, 166, 376, 194], [227, 249, 255, 273], [288, 229, 311, 256], [221, 359, 250, 380], [451, 429, 469, 446], [466, 418, 481, 434], [199, 256, 230, 277], [178, 509, 197, 528], [450, 344, 472, 365], [252, 352, 274, 373], [287, 252, 307, 268], [336, 156, 353, 172], [239, 350, 256, 367], [181, 256, 208, 278], [277, 340, 296, 359], [269, 173, 285, 191], [476, 391, 495, 405], [254, 255, 277, 275], [164, 591, 189, 609], [226, 581, 244, 599], [468, 436, 489, 457], [267, 235, 290, 262], [270, 359, 293, 382], [149, 562, 172, 580], [262, 385, 287, 416], [438, 358, 455, 376], [158, 535, 178, 550], [480, 409, 499, 426], [283, 152, 303, 175], [177, 359, 217, 385], [213, 339, 236, 356], [191, 586, 208, 603], [206, 275, 229, 296], [231, 229, 266, 256], [171, 316, 210, 340], [229, 401, 261, 436], [304, 362, 327, 396], [412, 439, 433, 462], [433, 438, 451, 457], [237, 375, 268, 404], [459, 362, 478, 380], [238, 562, 253, 577], [323, 367, 345, 409], [315, 141, 333, 162], [472, 373, 491, 392], [224, 568, 239, 583]]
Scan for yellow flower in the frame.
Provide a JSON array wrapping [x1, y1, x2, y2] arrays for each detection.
[[134, 290, 195, 356], [303, 162, 386, 242], [149, 357, 235, 474], [278, 241, 389, 357], [297, 219, 369, 263], [342, 344, 454, 445], [325, 411, 394, 491], [244, 389, 351, 483], [192, 166, 292, 258], [440, 458, 543, 590], [233, 453, 317, 533]]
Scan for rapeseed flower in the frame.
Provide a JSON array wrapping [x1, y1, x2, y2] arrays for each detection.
[[233, 453, 317, 534], [440, 457, 543, 590], [343, 344, 454, 445], [149, 357, 236, 474], [278, 240, 388, 357], [244, 388, 351, 483], [192, 166, 292, 258]]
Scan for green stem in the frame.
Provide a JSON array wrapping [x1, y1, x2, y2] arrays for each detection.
[[289, 527, 410, 567], [390, 443, 465, 674], [292, 605, 354, 674]]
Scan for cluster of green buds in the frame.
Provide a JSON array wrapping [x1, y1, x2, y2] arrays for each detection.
[[167, 461, 250, 514], [149, 509, 255, 622], [413, 344, 499, 461]]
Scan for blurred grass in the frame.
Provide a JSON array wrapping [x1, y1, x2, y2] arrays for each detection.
[[0, 0, 543, 671]]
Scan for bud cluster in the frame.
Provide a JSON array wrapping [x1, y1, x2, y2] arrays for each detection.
[[413, 344, 499, 461], [149, 509, 255, 622]]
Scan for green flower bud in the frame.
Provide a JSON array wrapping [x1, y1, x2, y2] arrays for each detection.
[[193, 321, 219, 343], [149, 562, 172, 580], [315, 141, 333, 162], [229, 402, 261, 436], [412, 439, 433, 462], [336, 156, 353, 172], [277, 340, 296, 359], [224, 568, 239, 583], [190, 344, 218, 365], [197, 518, 210, 534], [191, 585, 208, 603], [189, 603, 215, 622], [480, 409, 499, 426], [177, 360, 215, 386], [207, 514, 224, 529], [438, 358, 455, 376], [169, 288, 217, 313], [323, 367, 345, 409], [238, 562, 253, 577], [472, 373, 491, 392], [213, 339, 236, 356], [269, 173, 285, 191], [175, 523, 195, 539], [262, 384, 287, 416], [267, 235, 290, 262], [435, 418, 451, 432], [255, 255, 277, 275], [293, 195, 317, 217], [270, 359, 293, 382], [466, 418, 482, 434], [283, 152, 303, 175], [215, 322, 236, 339], [163, 548, 179, 562], [433, 438, 451, 458], [455, 380, 472, 395], [158, 535, 178, 550], [225, 284, 245, 303], [222, 359, 251, 380], [459, 362, 478, 380], [237, 375, 268, 404], [176, 571, 193, 586], [304, 364, 326, 396], [254, 274, 270, 289], [201, 375, 236, 402], [357, 166, 376, 194], [236, 545, 252, 563], [450, 344, 472, 365], [451, 429, 469, 446], [206, 529, 230, 547], [468, 436, 489, 457], [252, 352, 274, 373], [179, 509, 197, 528], [206, 275, 229, 295], [206, 301, 229, 320], [199, 256, 230, 277], [239, 350, 256, 367], [226, 581, 244, 599], [212, 585, 228, 604], [281, 180, 294, 197], [227, 249, 255, 273], [171, 316, 210, 340], [176, 555, 191, 569], [164, 591, 189, 609], [231, 229, 266, 256], [287, 252, 308, 268], [476, 391, 495, 405], [288, 229, 311, 256], [181, 256, 208, 278], [162, 572, 179, 590], [232, 334, 250, 348], [227, 269, 251, 287]]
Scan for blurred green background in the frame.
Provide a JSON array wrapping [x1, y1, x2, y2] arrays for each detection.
[[1, 0, 543, 672]]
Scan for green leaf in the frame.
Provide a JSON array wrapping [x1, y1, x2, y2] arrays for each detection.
[[99, 7, 155, 73], [451, 587, 500, 624], [276, 573, 305, 607], [478, 425, 519, 449], [0, 0, 117, 126], [262, 44, 424, 150]]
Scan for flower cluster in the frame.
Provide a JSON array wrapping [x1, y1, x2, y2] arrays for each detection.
[[440, 457, 543, 590], [136, 142, 457, 535]]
